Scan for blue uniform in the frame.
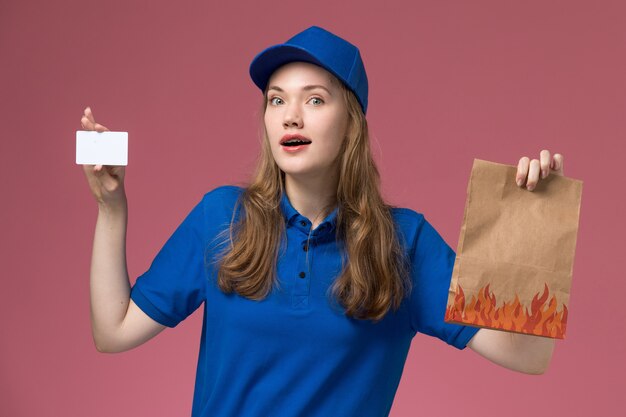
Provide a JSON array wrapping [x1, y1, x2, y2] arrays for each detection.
[[130, 185, 479, 417]]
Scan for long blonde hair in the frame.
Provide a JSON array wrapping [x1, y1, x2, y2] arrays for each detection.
[[212, 75, 412, 322]]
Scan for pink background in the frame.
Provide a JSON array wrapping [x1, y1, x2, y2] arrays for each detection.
[[2, 1, 624, 416]]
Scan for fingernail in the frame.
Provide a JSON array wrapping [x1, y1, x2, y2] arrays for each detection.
[[541, 169, 546, 179], [516, 178, 523, 186]]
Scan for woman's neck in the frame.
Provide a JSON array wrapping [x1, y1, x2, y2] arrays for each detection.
[[284, 171, 338, 228]]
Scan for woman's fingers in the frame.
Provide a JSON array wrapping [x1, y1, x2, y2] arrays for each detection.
[[85, 106, 96, 124], [95, 123, 109, 132], [516, 150, 565, 192], [526, 159, 541, 191], [551, 153, 564, 175], [98, 166, 125, 191], [81, 107, 94, 129], [81, 115, 91, 129], [516, 157, 530, 186], [84, 163, 124, 197], [516, 156, 540, 191], [80, 107, 110, 132], [540, 149, 551, 179], [107, 165, 126, 182]]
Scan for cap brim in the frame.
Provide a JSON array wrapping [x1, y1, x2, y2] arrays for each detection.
[[249, 44, 333, 93]]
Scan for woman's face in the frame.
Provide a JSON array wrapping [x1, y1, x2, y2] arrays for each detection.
[[264, 61, 349, 181]]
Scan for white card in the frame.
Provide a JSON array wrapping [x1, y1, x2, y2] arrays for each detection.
[[76, 131, 128, 166]]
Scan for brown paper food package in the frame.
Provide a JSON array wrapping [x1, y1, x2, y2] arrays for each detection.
[[444, 159, 583, 339]]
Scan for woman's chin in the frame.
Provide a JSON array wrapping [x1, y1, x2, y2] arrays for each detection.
[[281, 168, 313, 178], [279, 165, 323, 180]]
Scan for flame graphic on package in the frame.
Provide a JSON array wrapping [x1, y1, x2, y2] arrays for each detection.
[[444, 283, 567, 339]]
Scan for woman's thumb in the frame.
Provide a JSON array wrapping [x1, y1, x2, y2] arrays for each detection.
[[94, 165, 116, 187]]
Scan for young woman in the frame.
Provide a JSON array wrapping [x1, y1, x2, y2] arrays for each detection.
[[81, 26, 563, 417]]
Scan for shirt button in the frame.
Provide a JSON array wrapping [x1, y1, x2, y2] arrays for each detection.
[[299, 271, 306, 278], [303, 244, 308, 252], [300, 220, 307, 227]]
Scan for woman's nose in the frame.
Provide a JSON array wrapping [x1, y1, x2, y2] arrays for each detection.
[[283, 105, 303, 128]]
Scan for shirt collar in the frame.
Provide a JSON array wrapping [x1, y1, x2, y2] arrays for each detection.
[[280, 191, 339, 236]]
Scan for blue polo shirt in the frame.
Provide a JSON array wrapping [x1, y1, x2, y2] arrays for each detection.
[[130, 185, 479, 417]]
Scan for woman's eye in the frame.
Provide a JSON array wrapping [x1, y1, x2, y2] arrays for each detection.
[[267, 97, 324, 106], [269, 97, 283, 105]]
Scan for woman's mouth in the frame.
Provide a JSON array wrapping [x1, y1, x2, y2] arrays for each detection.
[[281, 143, 311, 152], [280, 134, 312, 152]]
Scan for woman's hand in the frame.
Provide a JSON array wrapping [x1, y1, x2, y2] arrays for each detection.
[[80, 107, 127, 209], [516, 150, 564, 191]]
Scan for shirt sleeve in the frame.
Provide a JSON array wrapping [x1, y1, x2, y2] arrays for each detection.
[[130, 195, 209, 328], [409, 215, 479, 350]]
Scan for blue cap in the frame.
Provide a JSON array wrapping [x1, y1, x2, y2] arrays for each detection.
[[249, 26, 369, 115]]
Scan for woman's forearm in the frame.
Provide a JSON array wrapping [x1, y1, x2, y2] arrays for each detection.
[[468, 327, 555, 374], [89, 200, 131, 351]]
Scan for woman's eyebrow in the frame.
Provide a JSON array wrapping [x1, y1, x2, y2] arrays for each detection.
[[267, 84, 332, 96]]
